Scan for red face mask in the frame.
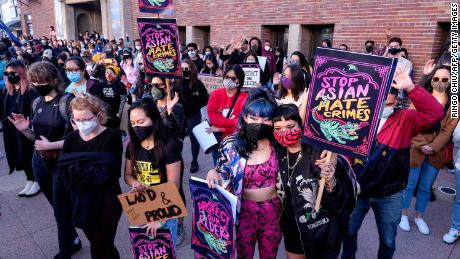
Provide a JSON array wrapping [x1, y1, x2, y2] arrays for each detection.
[[273, 128, 301, 147]]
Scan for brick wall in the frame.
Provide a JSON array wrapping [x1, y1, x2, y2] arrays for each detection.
[[130, 0, 452, 80], [19, 0, 56, 38]]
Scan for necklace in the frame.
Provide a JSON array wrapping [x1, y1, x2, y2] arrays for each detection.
[[287, 149, 302, 171]]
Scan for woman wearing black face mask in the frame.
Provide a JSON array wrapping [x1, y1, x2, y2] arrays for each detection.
[[206, 89, 283, 259], [8, 61, 81, 259], [124, 98, 183, 245], [176, 59, 208, 174], [0, 61, 40, 197]]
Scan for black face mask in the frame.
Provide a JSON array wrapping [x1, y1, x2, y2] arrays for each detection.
[[365, 45, 374, 53], [388, 48, 401, 55], [7, 75, 21, 85], [250, 45, 259, 52], [246, 123, 273, 140], [35, 84, 53, 96], [182, 70, 191, 78], [133, 125, 154, 141]]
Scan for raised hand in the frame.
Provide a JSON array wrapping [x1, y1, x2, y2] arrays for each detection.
[[166, 94, 179, 115], [7, 113, 30, 132], [423, 59, 436, 75], [391, 69, 414, 92]]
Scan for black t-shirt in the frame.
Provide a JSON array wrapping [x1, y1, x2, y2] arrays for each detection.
[[125, 137, 182, 186], [90, 80, 127, 117], [192, 58, 204, 73], [63, 128, 123, 178], [31, 94, 70, 142]]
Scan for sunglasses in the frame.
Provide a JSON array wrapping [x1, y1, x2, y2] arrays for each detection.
[[4, 71, 18, 77], [150, 83, 165, 88], [432, 77, 449, 83]]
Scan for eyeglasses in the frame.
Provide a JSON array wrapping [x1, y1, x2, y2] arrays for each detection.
[[432, 77, 449, 83], [151, 83, 165, 88], [224, 76, 237, 81], [65, 69, 82, 73], [4, 71, 18, 77]]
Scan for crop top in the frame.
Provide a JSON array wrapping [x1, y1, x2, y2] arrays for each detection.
[[243, 147, 278, 189]]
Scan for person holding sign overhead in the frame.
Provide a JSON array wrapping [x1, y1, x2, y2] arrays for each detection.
[[207, 89, 282, 259], [341, 71, 444, 259], [273, 104, 357, 259], [124, 98, 183, 244]]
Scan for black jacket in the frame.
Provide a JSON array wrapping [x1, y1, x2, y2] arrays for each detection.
[[177, 79, 208, 117], [276, 143, 358, 258]]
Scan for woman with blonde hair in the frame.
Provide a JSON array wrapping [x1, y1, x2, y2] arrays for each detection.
[[55, 93, 123, 259]]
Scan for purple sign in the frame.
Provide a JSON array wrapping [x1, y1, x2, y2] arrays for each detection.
[[129, 227, 176, 259], [138, 0, 174, 15], [303, 48, 397, 160]]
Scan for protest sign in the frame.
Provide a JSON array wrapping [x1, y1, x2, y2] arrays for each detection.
[[190, 177, 236, 259], [303, 48, 397, 160], [198, 74, 224, 93], [240, 63, 260, 88], [129, 228, 176, 259], [138, 0, 174, 15], [118, 182, 187, 226], [137, 18, 181, 78]]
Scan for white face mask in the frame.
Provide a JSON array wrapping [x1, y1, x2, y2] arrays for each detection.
[[264, 46, 270, 51], [135, 45, 141, 51], [188, 51, 196, 58], [75, 120, 98, 136], [205, 51, 211, 56], [381, 106, 394, 119]]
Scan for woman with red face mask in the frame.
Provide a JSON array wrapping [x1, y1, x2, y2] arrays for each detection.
[[273, 104, 357, 259]]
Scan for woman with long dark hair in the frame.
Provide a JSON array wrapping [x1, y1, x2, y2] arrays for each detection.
[[290, 51, 312, 88], [64, 57, 93, 95], [207, 89, 282, 258], [200, 55, 223, 76], [244, 52, 271, 86], [0, 60, 40, 197], [273, 104, 357, 259], [400, 65, 458, 234], [275, 64, 306, 107], [124, 98, 182, 244], [8, 61, 81, 258]]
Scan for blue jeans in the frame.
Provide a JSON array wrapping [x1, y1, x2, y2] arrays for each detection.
[[341, 191, 403, 259], [164, 218, 178, 247], [452, 168, 460, 230], [402, 158, 439, 213]]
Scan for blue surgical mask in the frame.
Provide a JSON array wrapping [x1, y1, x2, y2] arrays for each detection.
[[66, 71, 82, 83]]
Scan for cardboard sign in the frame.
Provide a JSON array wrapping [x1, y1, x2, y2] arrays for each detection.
[[129, 227, 176, 259], [138, 0, 174, 15], [137, 18, 182, 78], [240, 63, 260, 88], [303, 48, 397, 160], [118, 182, 187, 225], [190, 177, 236, 259], [198, 74, 224, 93]]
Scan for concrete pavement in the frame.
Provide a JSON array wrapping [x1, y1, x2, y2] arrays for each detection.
[[0, 135, 459, 259]]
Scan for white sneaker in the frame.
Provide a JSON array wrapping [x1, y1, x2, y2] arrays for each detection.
[[399, 215, 411, 232], [443, 228, 459, 244], [18, 181, 34, 197], [24, 182, 41, 197], [414, 218, 430, 235]]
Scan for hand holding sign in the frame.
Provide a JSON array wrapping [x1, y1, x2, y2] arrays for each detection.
[[314, 150, 337, 212]]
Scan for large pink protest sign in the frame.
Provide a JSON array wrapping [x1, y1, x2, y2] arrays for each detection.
[[138, 0, 174, 15], [303, 48, 398, 160]]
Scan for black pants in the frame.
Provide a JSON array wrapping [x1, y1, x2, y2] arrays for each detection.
[[185, 111, 201, 162], [81, 185, 122, 259], [24, 163, 35, 181]]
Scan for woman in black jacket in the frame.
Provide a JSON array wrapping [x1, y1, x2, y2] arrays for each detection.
[[176, 58, 208, 174], [273, 104, 357, 259]]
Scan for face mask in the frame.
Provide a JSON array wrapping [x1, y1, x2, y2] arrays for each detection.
[[290, 60, 299, 65], [388, 48, 401, 55], [431, 81, 450, 92], [151, 87, 166, 101], [264, 46, 270, 51], [182, 70, 191, 78], [205, 51, 211, 56], [250, 45, 258, 52], [366, 45, 374, 53], [133, 125, 154, 141], [246, 123, 273, 140], [275, 52, 280, 56], [135, 45, 141, 51], [188, 51, 196, 58], [26, 49, 33, 54], [89, 48, 95, 52], [35, 84, 53, 96], [207, 63, 214, 69], [381, 106, 394, 119], [223, 78, 238, 89], [274, 128, 301, 147], [41, 40, 47, 45], [282, 76, 292, 89], [66, 71, 82, 83], [117, 47, 122, 51], [75, 120, 98, 136], [106, 74, 116, 82], [7, 75, 21, 85]]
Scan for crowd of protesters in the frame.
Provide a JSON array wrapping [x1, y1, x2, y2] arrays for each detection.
[[0, 26, 457, 259]]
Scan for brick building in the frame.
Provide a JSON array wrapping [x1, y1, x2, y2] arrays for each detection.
[[19, 0, 452, 79]]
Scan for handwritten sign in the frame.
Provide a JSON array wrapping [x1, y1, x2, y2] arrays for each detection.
[[198, 74, 224, 94], [303, 48, 397, 160], [118, 182, 187, 225], [138, 0, 174, 15], [137, 18, 181, 78], [190, 177, 236, 259], [240, 63, 260, 88], [129, 228, 176, 259]]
